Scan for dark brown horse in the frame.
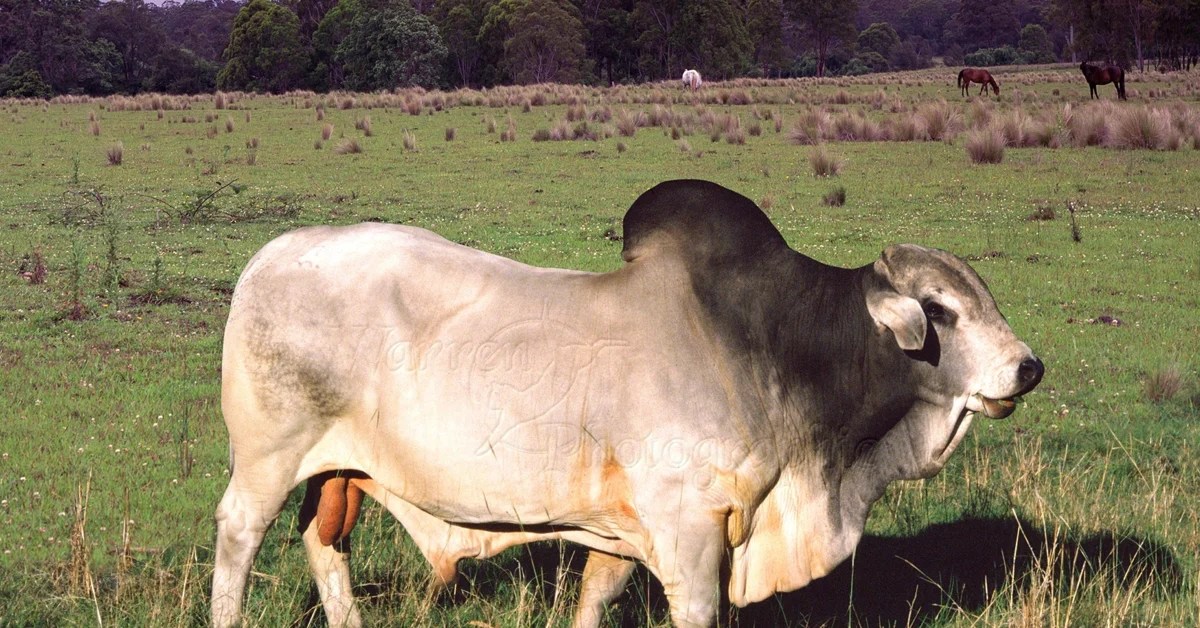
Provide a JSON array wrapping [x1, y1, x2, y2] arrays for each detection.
[[1080, 61, 1126, 100], [958, 68, 999, 97]]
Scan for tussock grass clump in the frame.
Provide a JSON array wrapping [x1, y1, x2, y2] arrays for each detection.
[[915, 99, 961, 141], [444, 127, 456, 141], [214, 91, 227, 109], [321, 123, 334, 141], [333, 138, 363, 154], [1109, 107, 1178, 150], [355, 116, 372, 137], [965, 126, 1006, 164], [402, 130, 417, 151], [614, 110, 640, 137], [106, 142, 123, 165], [788, 109, 832, 145], [89, 120, 101, 136], [225, 117, 235, 133], [809, 144, 843, 177], [999, 109, 1037, 147], [823, 185, 846, 206], [1144, 365, 1183, 403], [1069, 103, 1112, 147]]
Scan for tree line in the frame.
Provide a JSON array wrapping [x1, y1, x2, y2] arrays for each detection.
[[1, 0, 1197, 98]]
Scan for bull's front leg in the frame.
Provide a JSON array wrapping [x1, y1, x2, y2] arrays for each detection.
[[571, 550, 636, 628], [645, 518, 727, 628]]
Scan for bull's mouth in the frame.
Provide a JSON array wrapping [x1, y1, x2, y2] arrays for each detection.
[[974, 394, 1017, 419]]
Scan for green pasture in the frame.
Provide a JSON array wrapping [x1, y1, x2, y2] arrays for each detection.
[[1, 66, 1198, 626]]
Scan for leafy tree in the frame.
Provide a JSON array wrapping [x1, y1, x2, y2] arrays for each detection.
[[89, 0, 164, 92], [337, 0, 448, 89], [574, 0, 637, 84], [785, 0, 859, 77], [946, 0, 1021, 51], [148, 46, 219, 93], [503, 0, 588, 83], [630, 0, 683, 78], [857, 21, 900, 59], [899, 0, 954, 52], [1018, 23, 1056, 61], [157, 0, 242, 63], [1153, 0, 1200, 69], [743, 0, 790, 77], [675, 0, 752, 79], [0, 51, 52, 97], [217, 0, 308, 93], [433, 0, 490, 86]]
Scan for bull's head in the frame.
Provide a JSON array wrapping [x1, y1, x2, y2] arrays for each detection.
[[867, 244, 1043, 421]]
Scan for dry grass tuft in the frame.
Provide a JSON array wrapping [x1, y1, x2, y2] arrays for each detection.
[[333, 138, 363, 154], [402, 130, 417, 151], [355, 116, 372, 137], [809, 144, 843, 177], [1144, 365, 1183, 403], [788, 109, 832, 145], [965, 125, 1006, 164], [823, 186, 846, 206], [445, 127, 456, 142], [106, 141, 123, 165], [1109, 107, 1178, 150]]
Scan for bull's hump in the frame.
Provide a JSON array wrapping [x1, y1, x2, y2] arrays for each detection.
[[620, 180, 789, 265]]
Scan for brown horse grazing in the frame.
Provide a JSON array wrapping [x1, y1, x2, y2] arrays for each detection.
[[958, 68, 999, 97], [1080, 61, 1126, 100]]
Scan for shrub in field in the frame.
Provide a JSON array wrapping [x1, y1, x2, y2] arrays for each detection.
[[1144, 365, 1183, 403], [916, 99, 961, 141], [445, 127, 456, 141], [809, 144, 843, 176], [615, 110, 639, 137], [999, 109, 1037, 147], [334, 138, 363, 154], [823, 185, 846, 206], [965, 126, 1006, 163], [888, 115, 928, 141], [788, 109, 832, 145], [1069, 103, 1113, 147], [1109, 107, 1178, 150], [106, 142, 123, 165]]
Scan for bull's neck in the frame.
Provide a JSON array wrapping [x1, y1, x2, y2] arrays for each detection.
[[689, 250, 916, 463]]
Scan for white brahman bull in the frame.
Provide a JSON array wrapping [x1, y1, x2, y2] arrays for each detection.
[[682, 69, 702, 90], [212, 180, 1043, 627]]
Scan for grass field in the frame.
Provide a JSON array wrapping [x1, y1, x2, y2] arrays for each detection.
[[1, 63, 1198, 626]]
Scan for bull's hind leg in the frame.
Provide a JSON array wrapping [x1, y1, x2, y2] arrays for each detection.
[[212, 455, 296, 628], [299, 472, 367, 628], [571, 551, 636, 628]]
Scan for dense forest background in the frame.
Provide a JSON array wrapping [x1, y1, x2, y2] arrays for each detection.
[[1, 0, 1197, 97]]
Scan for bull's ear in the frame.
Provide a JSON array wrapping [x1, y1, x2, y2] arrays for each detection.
[[866, 290, 926, 351]]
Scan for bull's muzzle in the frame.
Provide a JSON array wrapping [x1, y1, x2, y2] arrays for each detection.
[[978, 356, 1044, 419]]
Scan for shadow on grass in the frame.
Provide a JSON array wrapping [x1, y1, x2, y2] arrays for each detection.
[[431, 514, 1183, 626]]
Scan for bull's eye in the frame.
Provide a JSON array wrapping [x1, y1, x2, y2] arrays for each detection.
[[922, 300, 949, 323]]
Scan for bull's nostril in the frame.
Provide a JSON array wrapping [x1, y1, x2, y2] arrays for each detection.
[[1018, 357, 1044, 389]]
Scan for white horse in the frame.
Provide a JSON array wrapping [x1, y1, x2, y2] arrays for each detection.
[[682, 69, 702, 90]]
